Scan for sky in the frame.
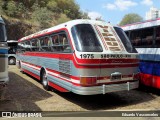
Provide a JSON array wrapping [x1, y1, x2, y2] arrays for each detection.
[[76, 0, 160, 25]]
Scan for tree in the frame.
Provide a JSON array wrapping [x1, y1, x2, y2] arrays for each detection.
[[5, 0, 17, 17], [31, 7, 53, 29], [119, 13, 143, 26]]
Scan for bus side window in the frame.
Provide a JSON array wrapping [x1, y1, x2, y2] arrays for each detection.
[[40, 36, 51, 52], [130, 31, 141, 47], [17, 42, 25, 53], [51, 35, 59, 52], [25, 41, 31, 51], [59, 33, 71, 53], [31, 39, 39, 51], [156, 26, 160, 46]]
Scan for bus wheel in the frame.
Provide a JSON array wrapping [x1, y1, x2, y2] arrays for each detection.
[[8, 57, 16, 65], [41, 70, 50, 91]]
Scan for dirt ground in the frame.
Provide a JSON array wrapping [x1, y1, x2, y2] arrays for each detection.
[[0, 65, 160, 112]]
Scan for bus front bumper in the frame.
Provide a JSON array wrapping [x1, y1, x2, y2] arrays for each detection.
[[72, 80, 139, 95]]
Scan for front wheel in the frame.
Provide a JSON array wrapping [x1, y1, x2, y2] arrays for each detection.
[[41, 70, 50, 91]]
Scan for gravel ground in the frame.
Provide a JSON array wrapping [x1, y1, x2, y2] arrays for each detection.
[[0, 65, 160, 112]]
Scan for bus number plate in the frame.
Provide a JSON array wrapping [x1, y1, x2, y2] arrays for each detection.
[[111, 75, 121, 80]]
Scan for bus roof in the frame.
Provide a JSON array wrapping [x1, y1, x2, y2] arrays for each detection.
[[7, 40, 18, 43], [18, 19, 114, 42], [0, 16, 5, 24], [121, 18, 160, 31]]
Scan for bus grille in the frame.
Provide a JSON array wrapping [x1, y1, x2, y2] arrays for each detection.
[[59, 59, 71, 75]]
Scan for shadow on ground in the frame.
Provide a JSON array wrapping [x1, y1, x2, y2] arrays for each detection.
[[53, 88, 155, 110], [0, 71, 53, 111]]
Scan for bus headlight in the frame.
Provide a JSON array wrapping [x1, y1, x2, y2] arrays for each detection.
[[80, 76, 97, 86]]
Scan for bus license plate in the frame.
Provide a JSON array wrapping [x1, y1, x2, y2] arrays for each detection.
[[111, 75, 121, 80]]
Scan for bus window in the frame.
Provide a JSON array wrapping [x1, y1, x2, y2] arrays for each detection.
[[141, 28, 153, 47], [71, 24, 103, 52], [40, 37, 51, 52], [130, 30, 141, 47], [8, 41, 17, 54], [25, 41, 31, 51], [31, 39, 39, 51], [51, 35, 59, 51], [0, 23, 6, 41], [156, 26, 160, 45], [114, 27, 136, 53], [59, 33, 71, 53]]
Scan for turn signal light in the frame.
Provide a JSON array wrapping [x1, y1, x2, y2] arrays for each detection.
[[80, 77, 97, 86]]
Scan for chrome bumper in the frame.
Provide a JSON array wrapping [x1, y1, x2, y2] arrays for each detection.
[[72, 80, 139, 95]]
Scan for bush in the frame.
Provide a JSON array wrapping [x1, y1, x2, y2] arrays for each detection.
[[31, 7, 53, 29], [5, 1, 17, 17], [56, 13, 71, 25]]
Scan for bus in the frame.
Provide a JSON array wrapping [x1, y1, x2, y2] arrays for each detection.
[[0, 16, 8, 87], [121, 18, 160, 89], [17, 19, 139, 95], [7, 40, 18, 65]]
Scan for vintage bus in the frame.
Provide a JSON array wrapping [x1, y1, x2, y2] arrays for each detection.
[[0, 16, 8, 87], [121, 18, 160, 89], [7, 40, 18, 65], [17, 19, 139, 95]]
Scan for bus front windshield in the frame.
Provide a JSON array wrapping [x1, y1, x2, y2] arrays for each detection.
[[8, 42, 18, 54], [0, 23, 6, 41], [71, 24, 103, 52]]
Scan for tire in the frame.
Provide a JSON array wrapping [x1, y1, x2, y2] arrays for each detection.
[[8, 57, 16, 65], [41, 70, 50, 91]]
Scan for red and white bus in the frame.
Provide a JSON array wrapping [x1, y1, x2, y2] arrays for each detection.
[[17, 19, 139, 95]]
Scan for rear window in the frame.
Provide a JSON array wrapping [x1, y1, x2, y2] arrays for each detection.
[[114, 27, 137, 53], [71, 24, 103, 52]]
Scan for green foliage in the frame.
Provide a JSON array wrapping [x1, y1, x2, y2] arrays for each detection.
[[5, 0, 17, 17], [80, 11, 90, 19], [31, 7, 53, 29], [119, 13, 143, 25], [56, 13, 71, 25], [0, 0, 90, 39]]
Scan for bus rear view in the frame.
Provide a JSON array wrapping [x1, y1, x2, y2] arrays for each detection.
[[70, 20, 139, 95], [0, 17, 8, 87]]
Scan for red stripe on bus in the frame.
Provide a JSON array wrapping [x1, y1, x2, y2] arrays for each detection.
[[23, 69, 40, 80], [47, 68, 80, 80], [48, 81, 69, 92], [22, 61, 41, 70]]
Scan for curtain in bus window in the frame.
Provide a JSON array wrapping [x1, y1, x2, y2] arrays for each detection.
[[51, 35, 60, 52], [130, 30, 142, 47], [40, 37, 51, 52], [59, 34, 71, 53], [71, 24, 103, 52], [114, 27, 136, 53], [0, 23, 6, 41], [156, 26, 160, 46], [141, 28, 153, 47]]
